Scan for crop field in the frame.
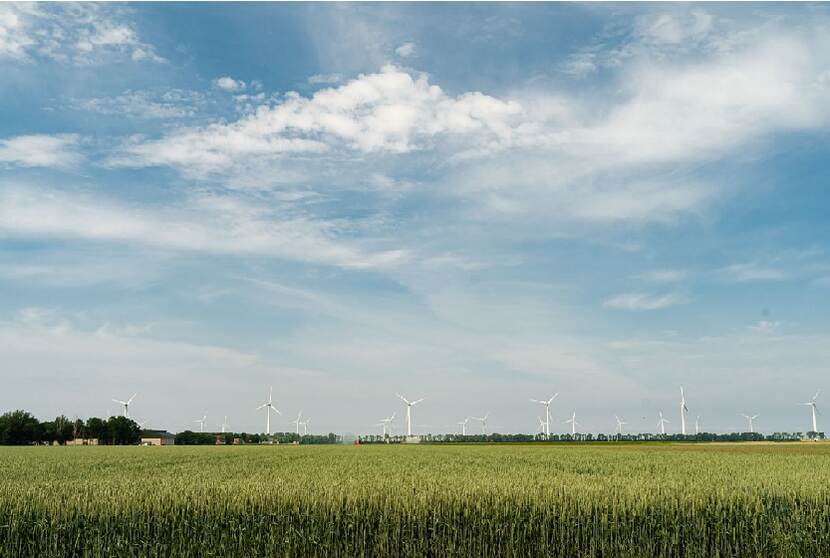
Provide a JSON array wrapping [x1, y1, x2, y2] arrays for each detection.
[[1, 443, 829, 557]]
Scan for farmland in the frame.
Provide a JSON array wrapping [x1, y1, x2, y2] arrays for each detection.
[[1, 443, 829, 557]]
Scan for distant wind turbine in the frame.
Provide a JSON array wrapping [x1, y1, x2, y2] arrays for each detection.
[[614, 415, 627, 435], [291, 411, 303, 435], [695, 415, 700, 435], [679, 386, 689, 435], [537, 416, 546, 434], [800, 390, 821, 433], [657, 411, 670, 435], [396, 393, 424, 437], [300, 418, 310, 435], [530, 394, 558, 436], [741, 413, 759, 433], [471, 413, 489, 434], [221, 416, 230, 434], [112, 393, 137, 419], [255, 387, 281, 435], [194, 414, 207, 433], [457, 417, 470, 436], [378, 412, 396, 436], [565, 411, 579, 435]]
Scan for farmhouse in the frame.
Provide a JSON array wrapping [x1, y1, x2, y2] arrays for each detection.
[[140, 430, 175, 446]]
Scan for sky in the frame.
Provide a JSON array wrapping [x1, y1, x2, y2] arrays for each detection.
[[1, 3, 829, 436]]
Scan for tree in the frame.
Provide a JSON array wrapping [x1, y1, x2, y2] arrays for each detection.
[[0, 410, 42, 445]]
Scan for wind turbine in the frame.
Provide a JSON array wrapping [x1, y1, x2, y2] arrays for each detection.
[[565, 411, 579, 435], [657, 411, 670, 435], [741, 413, 759, 433], [396, 393, 424, 437], [471, 412, 489, 434], [537, 416, 546, 434], [300, 418, 310, 435], [255, 387, 281, 435], [457, 417, 470, 436], [112, 393, 137, 419], [194, 414, 207, 433], [530, 394, 558, 436], [800, 390, 821, 433], [695, 415, 700, 435], [614, 415, 627, 435], [378, 412, 396, 436], [679, 386, 689, 435], [291, 411, 303, 435], [221, 416, 230, 434]]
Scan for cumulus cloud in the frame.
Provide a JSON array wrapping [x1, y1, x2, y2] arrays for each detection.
[[213, 76, 246, 92], [603, 292, 688, 311], [0, 134, 81, 168], [395, 42, 416, 58], [0, 3, 164, 64]]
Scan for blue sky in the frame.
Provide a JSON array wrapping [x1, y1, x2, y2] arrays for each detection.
[[2, 3, 830, 435]]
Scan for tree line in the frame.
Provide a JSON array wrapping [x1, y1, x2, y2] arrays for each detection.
[[358, 431, 825, 444], [175, 430, 340, 445], [0, 410, 140, 445]]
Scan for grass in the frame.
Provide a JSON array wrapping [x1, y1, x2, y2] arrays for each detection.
[[1, 443, 828, 557]]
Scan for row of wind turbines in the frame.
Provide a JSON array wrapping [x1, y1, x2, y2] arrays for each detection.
[[382, 387, 822, 437], [112, 386, 822, 436]]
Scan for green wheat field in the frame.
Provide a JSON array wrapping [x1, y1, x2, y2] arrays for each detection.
[[1, 443, 829, 557]]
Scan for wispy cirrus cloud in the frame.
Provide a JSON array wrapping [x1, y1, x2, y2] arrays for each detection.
[[0, 134, 81, 168], [603, 292, 688, 311]]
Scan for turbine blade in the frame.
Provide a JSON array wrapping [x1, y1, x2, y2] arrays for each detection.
[[411, 398, 425, 406], [255, 404, 266, 410], [396, 393, 410, 404]]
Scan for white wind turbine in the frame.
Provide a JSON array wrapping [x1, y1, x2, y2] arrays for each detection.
[[194, 414, 207, 433], [396, 393, 424, 437], [537, 416, 546, 434], [657, 411, 670, 435], [291, 411, 303, 435], [112, 393, 137, 419], [300, 417, 310, 435], [457, 417, 470, 436], [255, 387, 281, 435], [614, 415, 627, 436], [530, 394, 558, 436], [378, 412, 396, 436], [695, 415, 701, 435], [800, 390, 821, 433], [565, 411, 580, 435], [741, 413, 759, 433], [679, 386, 689, 435], [472, 412, 489, 434], [221, 416, 230, 434]]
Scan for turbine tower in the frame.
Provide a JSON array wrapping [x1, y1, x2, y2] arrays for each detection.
[[396, 393, 424, 437], [472, 412, 489, 434], [800, 390, 821, 433], [221, 416, 230, 433], [300, 418, 310, 435], [614, 415, 627, 435], [378, 412, 396, 436], [565, 411, 579, 435], [530, 394, 558, 436], [741, 413, 759, 433], [291, 411, 303, 435], [457, 417, 470, 436], [695, 415, 700, 435], [679, 386, 689, 435], [657, 411, 670, 435], [194, 414, 207, 433], [255, 386, 281, 435], [112, 393, 137, 419]]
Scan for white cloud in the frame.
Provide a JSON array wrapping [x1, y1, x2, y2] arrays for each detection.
[[308, 73, 342, 85], [395, 42, 416, 58], [0, 134, 81, 168], [639, 270, 688, 283], [720, 263, 788, 282], [0, 4, 164, 64], [0, 185, 407, 270], [603, 292, 687, 311], [213, 76, 246, 92], [74, 90, 204, 119]]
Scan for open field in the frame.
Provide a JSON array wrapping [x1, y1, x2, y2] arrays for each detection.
[[1, 443, 829, 557]]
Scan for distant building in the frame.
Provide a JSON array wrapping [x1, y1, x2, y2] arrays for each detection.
[[66, 438, 99, 446], [141, 430, 175, 446]]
